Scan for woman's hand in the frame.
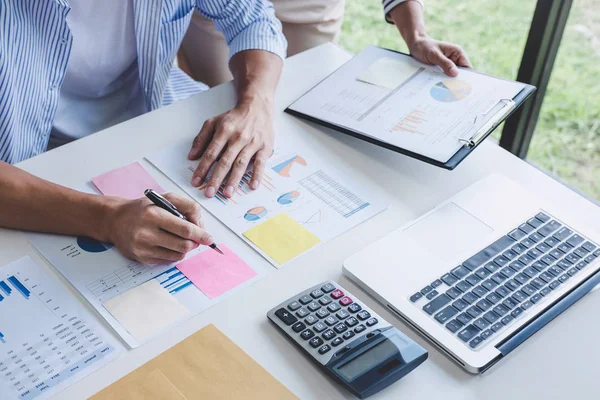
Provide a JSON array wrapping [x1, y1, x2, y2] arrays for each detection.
[[105, 193, 213, 264]]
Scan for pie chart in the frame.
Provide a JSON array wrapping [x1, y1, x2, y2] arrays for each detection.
[[430, 79, 472, 102], [77, 236, 114, 253], [244, 206, 268, 222], [277, 191, 300, 205]]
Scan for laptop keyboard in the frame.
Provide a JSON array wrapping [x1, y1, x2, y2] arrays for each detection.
[[409, 212, 599, 350]]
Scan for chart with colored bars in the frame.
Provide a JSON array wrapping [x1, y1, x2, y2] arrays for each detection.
[[195, 169, 276, 205], [430, 79, 472, 102], [391, 109, 427, 135], [299, 170, 370, 218], [155, 267, 193, 294], [0, 257, 116, 400]]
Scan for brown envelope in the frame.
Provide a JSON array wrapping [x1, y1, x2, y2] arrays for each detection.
[[90, 324, 298, 400]]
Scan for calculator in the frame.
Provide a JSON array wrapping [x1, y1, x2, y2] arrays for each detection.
[[267, 281, 428, 399]]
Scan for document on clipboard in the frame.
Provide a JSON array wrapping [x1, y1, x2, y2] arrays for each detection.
[[286, 46, 535, 169]]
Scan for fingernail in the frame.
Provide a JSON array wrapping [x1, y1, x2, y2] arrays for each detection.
[[205, 186, 216, 198], [192, 176, 202, 187], [206, 236, 214, 244], [450, 67, 458, 76], [187, 150, 195, 160], [250, 180, 260, 190], [224, 185, 234, 197]]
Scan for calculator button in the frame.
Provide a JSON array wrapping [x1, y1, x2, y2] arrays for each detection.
[[331, 289, 344, 299], [357, 310, 371, 321], [275, 308, 298, 325], [336, 310, 350, 320], [313, 322, 327, 332], [310, 289, 324, 298], [347, 303, 362, 313], [354, 324, 366, 334], [318, 296, 332, 306], [366, 318, 378, 327], [322, 329, 336, 340], [304, 315, 318, 325], [307, 301, 321, 312], [287, 301, 301, 311], [334, 323, 348, 334], [343, 331, 355, 340], [331, 337, 344, 347], [327, 303, 341, 313], [324, 316, 338, 326], [292, 322, 306, 333], [339, 296, 353, 306], [321, 283, 336, 293], [316, 309, 330, 319], [296, 308, 309, 318], [318, 344, 331, 354], [299, 295, 312, 304], [300, 329, 315, 340], [309, 337, 324, 348], [345, 317, 359, 327]]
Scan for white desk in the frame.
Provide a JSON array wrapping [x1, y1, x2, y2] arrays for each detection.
[[6, 43, 600, 399]]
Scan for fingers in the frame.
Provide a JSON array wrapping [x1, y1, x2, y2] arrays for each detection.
[[431, 48, 458, 77], [205, 140, 246, 198], [250, 147, 271, 190], [455, 53, 472, 69], [154, 230, 198, 254], [188, 118, 215, 161], [191, 132, 227, 190], [163, 192, 204, 227], [156, 208, 214, 245]]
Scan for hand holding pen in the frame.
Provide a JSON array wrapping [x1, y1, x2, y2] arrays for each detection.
[[145, 189, 223, 255]]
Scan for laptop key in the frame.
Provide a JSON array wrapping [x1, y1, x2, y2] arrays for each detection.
[[518, 254, 534, 265], [519, 223, 535, 234], [462, 292, 479, 304], [482, 280, 497, 291], [491, 273, 506, 285], [469, 336, 484, 348], [553, 227, 573, 241], [467, 306, 483, 318], [577, 261, 588, 270], [532, 261, 547, 272], [451, 266, 470, 279], [421, 285, 433, 295], [538, 220, 562, 237], [457, 313, 473, 325], [511, 307, 524, 318], [475, 268, 491, 279], [483, 311, 500, 324], [472, 285, 488, 297], [512, 291, 527, 303], [527, 248, 542, 259], [566, 253, 580, 264], [503, 249, 519, 260], [501, 315, 513, 325], [458, 324, 480, 342], [544, 237, 559, 248], [527, 217, 543, 228], [431, 279, 443, 288], [549, 266, 562, 276], [539, 272, 554, 283], [530, 278, 545, 290], [465, 275, 481, 286], [549, 280, 561, 290], [480, 329, 494, 340], [484, 262, 499, 273], [514, 273, 528, 285], [574, 248, 588, 259], [540, 287, 552, 296], [559, 274, 570, 283], [549, 250, 563, 260], [410, 292, 423, 302], [523, 267, 538, 279], [536, 243, 551, 253], [446, 320, 463, 333], [509, 229, 527, 241], [529, 233, 544, 243], [441, 273, 458, 286], [473, 318, 489, 330], [456, 281, 472, 293], [491, 322, 504, 332], [494, 255, 510, 267], [434, 306, 458, 324], [503, 297, 518, 309], [446, 288, 462, 299], [535, 212, 550, 223], [453, 299, 469, 311], [505, 279, 521, 291], [558, 243, 572, 254], [500, 267, 516, 278], [485, 293, 501, 304], [512, 244, 526, 254], [521, 284, 536, 296], [426, 290, 438, 300], [530, 293, 543, 304], [476, 299, 493, 311], [495, 286, 510, 298], [423, 294, 452, 315], [582, 242, 597, 252], [557, 260, 572, 270], [521, 300, 533, 310], [493, 304, 509, 316], [521, 238, 535, 249]]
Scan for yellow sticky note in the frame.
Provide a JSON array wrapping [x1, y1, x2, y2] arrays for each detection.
[[243, 213, 320, 264]]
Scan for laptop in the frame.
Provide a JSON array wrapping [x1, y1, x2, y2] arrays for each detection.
[[343, 174, 600, 373]]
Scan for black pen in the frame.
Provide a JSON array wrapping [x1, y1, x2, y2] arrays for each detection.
[[144, 189, 224, 255]]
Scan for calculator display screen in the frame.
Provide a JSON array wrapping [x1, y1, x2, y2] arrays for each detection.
[[336, 339, 398, 381]]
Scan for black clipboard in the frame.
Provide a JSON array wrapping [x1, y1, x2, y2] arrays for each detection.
[[285, 47, 536, 170]]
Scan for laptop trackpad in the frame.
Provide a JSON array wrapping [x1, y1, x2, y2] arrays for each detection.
[[404, 203, 493, 261]]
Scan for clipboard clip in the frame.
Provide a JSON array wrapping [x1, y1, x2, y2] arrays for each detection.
[[458, 98, 516, 148]]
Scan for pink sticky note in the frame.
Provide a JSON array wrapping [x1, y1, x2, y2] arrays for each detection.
[[176, 244, 257, 299], [92, 162, 165, 199]]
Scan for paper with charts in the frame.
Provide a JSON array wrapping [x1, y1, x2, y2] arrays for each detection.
[[147, 140, 387, 267], [288, 45, 526, 163], [0, 257, 121, 400], [27, 181, 268, 348]]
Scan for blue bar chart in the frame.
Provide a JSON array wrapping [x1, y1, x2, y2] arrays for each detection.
[[0, 331, 4, 343], [0, 280, 11, 295], [8, 275, 30, 298], [157, 267, 193, 294]]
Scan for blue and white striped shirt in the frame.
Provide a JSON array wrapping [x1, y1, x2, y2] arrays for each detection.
[[0, 0, 286, 164]]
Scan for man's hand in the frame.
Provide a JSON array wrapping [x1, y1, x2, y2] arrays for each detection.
[[187, 97, 274, 198], [406, 36, 472, 77], [105, 193, 213, 264], [390, 0, 472, 77]]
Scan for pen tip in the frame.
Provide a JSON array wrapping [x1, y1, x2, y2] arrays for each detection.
[[216, 248, 224, 255]]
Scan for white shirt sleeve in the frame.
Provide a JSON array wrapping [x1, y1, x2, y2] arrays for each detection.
[[382, 0, 424, 24]]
